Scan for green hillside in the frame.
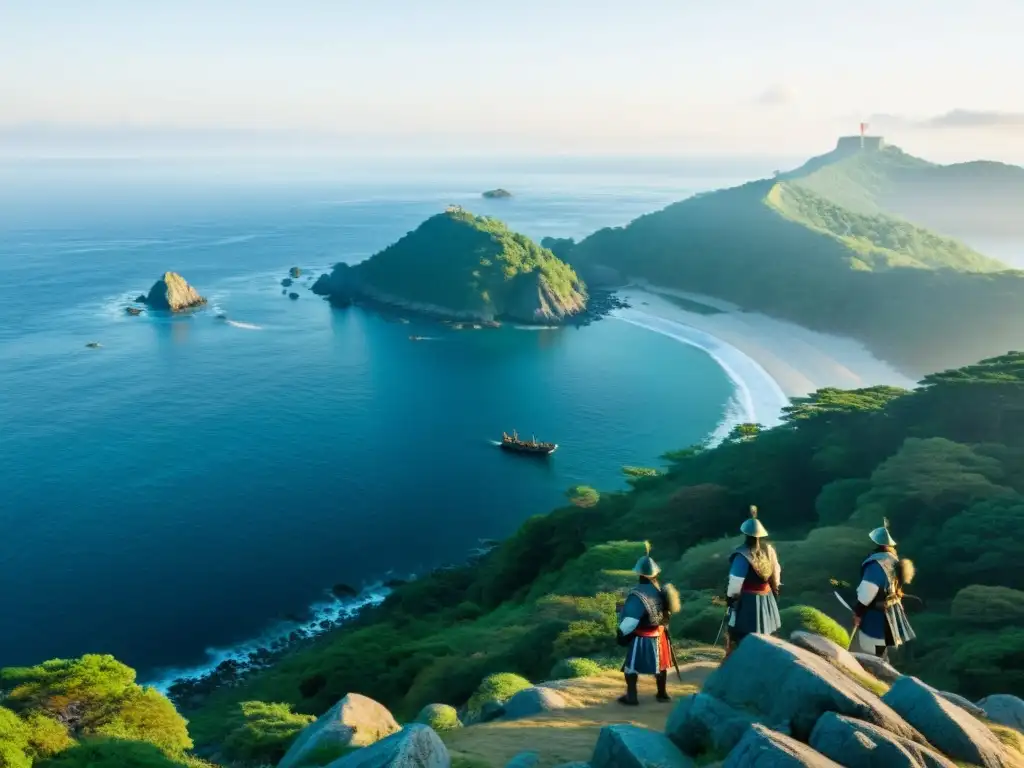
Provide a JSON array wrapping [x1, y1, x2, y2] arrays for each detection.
[[320, 207, 586, 322], [166, 352, 1024, 762], [569, 143, 1024, 374]]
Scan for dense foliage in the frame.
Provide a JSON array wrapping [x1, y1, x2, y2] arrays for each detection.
[[350, 208, 586, 319], [568, 147, 1024, 374]]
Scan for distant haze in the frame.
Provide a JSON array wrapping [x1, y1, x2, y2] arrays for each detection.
[[1, 0, 1022, 162]]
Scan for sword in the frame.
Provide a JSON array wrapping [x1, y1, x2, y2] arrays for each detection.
[[834, 590, 860, 651], [664, 625, 683, 682]]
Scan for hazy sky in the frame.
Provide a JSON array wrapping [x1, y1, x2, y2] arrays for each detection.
[[2, 0, 1022, 161]]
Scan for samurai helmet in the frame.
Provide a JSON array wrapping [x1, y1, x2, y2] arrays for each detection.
[[869, 518, 897, 547], [633, 541, 661, 578], [739, 505, 769, 538]]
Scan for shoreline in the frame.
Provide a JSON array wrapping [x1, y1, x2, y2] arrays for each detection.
[[616, 283, 917, 401]]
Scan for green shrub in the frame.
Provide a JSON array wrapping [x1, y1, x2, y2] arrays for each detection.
[[415, 703, 461, 732], [24, 714, 75, 758], [220, 701, 315, 765], [295, 742, 357, 766], [952, 585, 1024, 626], [465, 673, 531, 719], [549, 657, 602, 680], [780, 605, 851, 648], [36, 739, 188, 767], [0, 707, 31, 768]]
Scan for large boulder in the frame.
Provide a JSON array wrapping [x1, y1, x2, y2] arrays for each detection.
[[591, 724, 693, 768], [666, 692, 761, 757], [502, 686, 569, 720], [790, 631, 871, 681], [883, 676, 1022, 768], [505, 753, 540, 768], [724, 723, 841, 767], [278, 693, 400, 768], [936, 689, 987, 719], [979, 694, 1024, 733], [703, 634, 922, 742], [327, 724, 448, 768], [852, 653, 902, 684], [810, 712, 957, 768], [144, 271, 206, 311]]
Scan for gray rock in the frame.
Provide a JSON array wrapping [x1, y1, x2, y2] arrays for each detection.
[[278, 693, 400, 768], [666, 692, 760, 756], [979, 694, 1024, 733], [936, 689, 987, 719], [852, 652, 902, 684], [502, 686, 569, 720], [478, 700, 505, 723], [590, 724, 694, 768], [724, 723, 841, 767], [145, 271, 206, 312], [883, 676, 1020, 768], [505, 753, 540, 768], [810, 712, 957, 768], [703, 634, 922, 742], [790, 631, 870, 680], [327, 724, 449, 768]]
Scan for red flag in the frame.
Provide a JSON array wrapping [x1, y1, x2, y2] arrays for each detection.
[[860, 122, 868, 136]]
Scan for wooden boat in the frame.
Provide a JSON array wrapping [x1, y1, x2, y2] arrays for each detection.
[[500, 430, 558, 456]]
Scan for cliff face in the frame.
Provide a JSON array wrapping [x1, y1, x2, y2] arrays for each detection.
[[144, 272, 207, 311]]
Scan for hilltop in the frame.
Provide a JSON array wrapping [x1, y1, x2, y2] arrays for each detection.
[[568, 138, 1024, 374], [312, 207, 587, 324]]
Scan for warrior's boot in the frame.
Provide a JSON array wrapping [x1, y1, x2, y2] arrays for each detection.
[[655, 670, 670, 702], [617, 673, 639, 706]]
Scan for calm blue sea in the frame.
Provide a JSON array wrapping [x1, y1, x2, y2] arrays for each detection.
[[0, 158, 762, 683]]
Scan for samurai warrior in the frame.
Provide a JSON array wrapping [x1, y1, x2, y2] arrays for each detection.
[[851, 519, 916, 658], [616, 542, 681, 706], [725, 506, 782, 656]]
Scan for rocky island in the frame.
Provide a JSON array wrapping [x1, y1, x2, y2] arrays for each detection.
[[138, 271, 207, 312], [482, 188, 512, 199], [312, 206, 588, 324]]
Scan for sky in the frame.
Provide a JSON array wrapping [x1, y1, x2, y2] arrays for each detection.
[[1, 0, 1023, 162]]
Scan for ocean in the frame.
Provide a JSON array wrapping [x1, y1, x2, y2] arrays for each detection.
[[0, 157, 779, 686]]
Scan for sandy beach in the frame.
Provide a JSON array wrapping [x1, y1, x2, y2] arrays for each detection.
[[612, 284, 916, 430]]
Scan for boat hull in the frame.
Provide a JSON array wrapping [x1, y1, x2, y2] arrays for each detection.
[[500, 442, 558, 456]]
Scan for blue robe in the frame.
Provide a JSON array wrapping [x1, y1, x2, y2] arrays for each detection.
[[854, 553, 915, 655], [727, 549, 782, 640], [619, 583, 670, 675]]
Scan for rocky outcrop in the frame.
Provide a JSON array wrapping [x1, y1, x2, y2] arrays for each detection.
[[979, 694, 1024, 733], [725, 723, 841, 767], [591, 724, 693, 768], [482, 188, 512, 198], [882, 676, 1022, 768], [125, 306, 143, 316], [278, 693, 400, 768], [702, 634, 922, 742], [328, 724, 448, 768], [809, 712, 957, 768], [852, 653, 902, 684], [502, 686, 570, 720], [505, 752, 540, 768], [143, 272, 206, 312], [936, 689, 987, 719], [666, 692, 760, 756], [790, 631, 873, 682], [290, 266, 302, 278], [504, 272, 588, 324]]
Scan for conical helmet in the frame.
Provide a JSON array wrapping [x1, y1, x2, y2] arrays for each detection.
[[869, 518, 897, 547], [740, 505, 769, 537], [633, 541, 661, 578]]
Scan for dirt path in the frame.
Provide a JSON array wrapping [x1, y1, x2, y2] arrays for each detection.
[[444, 663, 717, 767]]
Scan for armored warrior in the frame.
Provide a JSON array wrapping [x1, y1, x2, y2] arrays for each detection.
[[616, 542, 681, 706], [725, 506, 782, 656], [851, 519, 916, 658]]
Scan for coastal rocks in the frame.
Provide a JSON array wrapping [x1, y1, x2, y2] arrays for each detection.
[[789, 631, 870, 681], [125, 306, 143, 316], [505, 272, 587, 324], [85, 341, 102, 348], [724, 723, 840, 767], [482, 188, 512, 198], [501, 686, 569, 720], [978, 694, 1024, 733], [666, 692, 761, 756], [328, 724, 448, 768], [590, 724, 693, 768], [143, 271, 207, 311], [882, 676, 1020, 768], [290, 266, 302, 278], [703, 634, 922, 742], [282, 278, 294, 287], [289, 292, 300, 300], [277, 693, 400, 768], [809, 712, 957, 768], [332, 584, 358, 599], [852, 653, 902, 684]]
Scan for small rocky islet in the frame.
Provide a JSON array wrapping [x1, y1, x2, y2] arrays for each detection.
[[127, 271, 207, 315]]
